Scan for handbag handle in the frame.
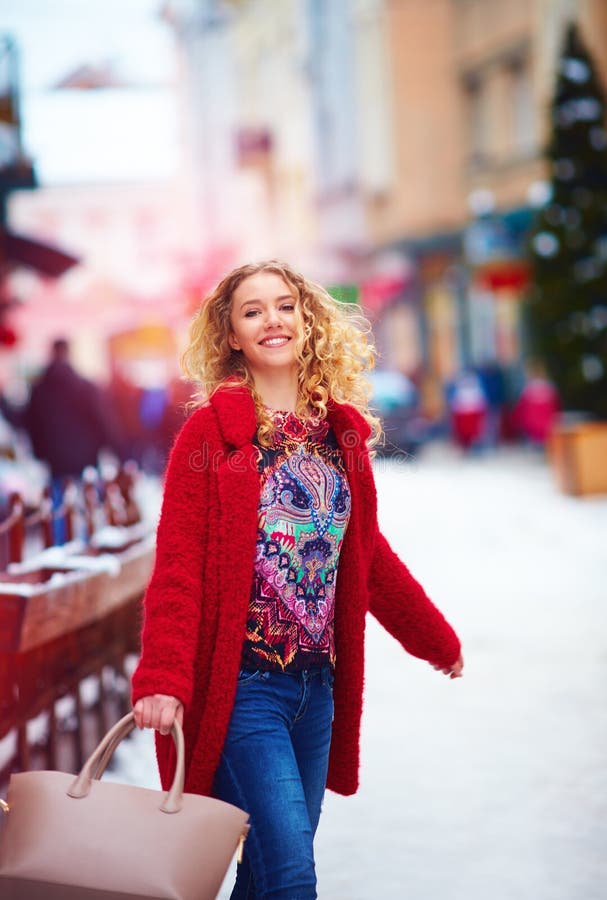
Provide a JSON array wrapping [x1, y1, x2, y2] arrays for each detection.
[[90, 713, 182, 783], [66, 712, 185, 814], [89, 719, 150, 783]]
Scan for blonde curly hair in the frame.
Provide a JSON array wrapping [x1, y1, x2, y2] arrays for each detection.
[[181, 259, 381, 447]]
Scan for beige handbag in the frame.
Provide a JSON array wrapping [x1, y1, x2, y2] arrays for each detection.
[[0, 712, 249, 899]]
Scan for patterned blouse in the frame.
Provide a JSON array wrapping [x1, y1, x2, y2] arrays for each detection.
[[240, 408, 351, 672]]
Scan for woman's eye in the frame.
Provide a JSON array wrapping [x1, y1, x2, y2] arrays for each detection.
[[244, 309, 260, 317], [281, 304, 295, 311]]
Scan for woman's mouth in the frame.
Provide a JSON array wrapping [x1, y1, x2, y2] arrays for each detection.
[[259, 336, 291, 347]]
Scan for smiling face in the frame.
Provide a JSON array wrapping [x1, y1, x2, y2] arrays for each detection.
[[229, 271, 300, 380]]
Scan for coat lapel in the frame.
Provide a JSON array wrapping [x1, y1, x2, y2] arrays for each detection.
[[187, 386, 261, 788], [209, 384, 260, 626], [327, 400, 376, 546], [210, 383, 258, 449]]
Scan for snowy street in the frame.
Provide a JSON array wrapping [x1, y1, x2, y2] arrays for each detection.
[[111, 445, 607, 900]]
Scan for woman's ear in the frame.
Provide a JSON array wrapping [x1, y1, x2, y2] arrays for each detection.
[[228, 332, 240, 351]]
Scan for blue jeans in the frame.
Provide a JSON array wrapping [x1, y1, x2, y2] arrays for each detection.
[[212, 666, 334, 900]]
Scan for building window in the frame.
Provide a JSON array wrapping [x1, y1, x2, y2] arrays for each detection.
[[508, 57, 535, 156], [464, 72, 489, 168]]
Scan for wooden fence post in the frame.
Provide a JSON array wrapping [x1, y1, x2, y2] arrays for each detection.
[[8, 493, 25, 564], [41, 486, 53, 548]]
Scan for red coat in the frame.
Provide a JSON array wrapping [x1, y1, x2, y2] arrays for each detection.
[[131, 385, 461, 797]]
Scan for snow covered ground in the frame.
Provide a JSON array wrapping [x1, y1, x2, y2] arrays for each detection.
[[110, 444, 607, 899]]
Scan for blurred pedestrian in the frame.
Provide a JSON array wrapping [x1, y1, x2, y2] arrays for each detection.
[[132, 384, 168, 473], [159, 375, 191, 453], [24, 339, 122, 540], [106, 366, 143, 464], [132, 260, 463, 900], [106, 368, 187, 474], [476, 362, 506, 447], [515, 366, 560, 446], [26, 338, 120, 480], [449, 369, 488, 451]]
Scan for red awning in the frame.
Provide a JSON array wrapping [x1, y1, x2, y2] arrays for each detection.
[[1, 228, 80, 277], [475, 260, 530, 292], [361, 274, 410, 314], [360, 252, 415, 315]]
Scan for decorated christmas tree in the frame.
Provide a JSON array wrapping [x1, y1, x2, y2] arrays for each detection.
[[525, 22, 607, 419]]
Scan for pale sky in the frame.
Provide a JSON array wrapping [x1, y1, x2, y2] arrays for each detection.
[[0, 0, 179, 183]]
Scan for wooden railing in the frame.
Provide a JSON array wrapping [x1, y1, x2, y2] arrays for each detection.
[[0, 463, 142, 569], [0, 494, 27, 569], [0, 465, 155, 788]]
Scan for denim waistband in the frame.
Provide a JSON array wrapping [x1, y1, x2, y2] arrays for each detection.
[[240, 665, 333, 686], [283, 666, 333, 686]]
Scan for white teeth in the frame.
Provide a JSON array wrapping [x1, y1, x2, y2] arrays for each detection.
[[261, 337, 289, 346]]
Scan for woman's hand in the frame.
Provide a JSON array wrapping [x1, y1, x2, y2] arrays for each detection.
[[432, 653, 464, 679], [132, 694, 184, 735]]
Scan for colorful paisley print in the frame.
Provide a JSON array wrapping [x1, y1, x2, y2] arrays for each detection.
[[240, 410, 351, 671]]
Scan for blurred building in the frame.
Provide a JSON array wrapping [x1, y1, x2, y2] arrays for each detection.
[[8, 182, 196, 378], [367, 0, 607, 413], [0, 33, 78, 380], [0, 31, 200, 386], [159, 0, 607, 420], [161, 0, 405, 287], [161, 0, 321, 270], [2, 0, 587, 420], [230, 0, 318, 265]]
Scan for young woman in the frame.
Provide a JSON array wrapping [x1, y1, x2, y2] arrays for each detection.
[[132, 260, 463, 900]]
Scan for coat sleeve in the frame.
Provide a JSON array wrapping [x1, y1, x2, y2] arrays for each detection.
[[368, 530, 461, 668], [131, 411, 211, 709]]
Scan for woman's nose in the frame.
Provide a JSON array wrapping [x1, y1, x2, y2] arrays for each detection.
[[264, 307, 281, 327]]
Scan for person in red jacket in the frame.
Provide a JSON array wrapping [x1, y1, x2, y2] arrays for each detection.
[[132, 260, 463, 900]]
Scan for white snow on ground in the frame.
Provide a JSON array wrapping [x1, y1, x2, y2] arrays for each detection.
[[109, 445, 607, 900]]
